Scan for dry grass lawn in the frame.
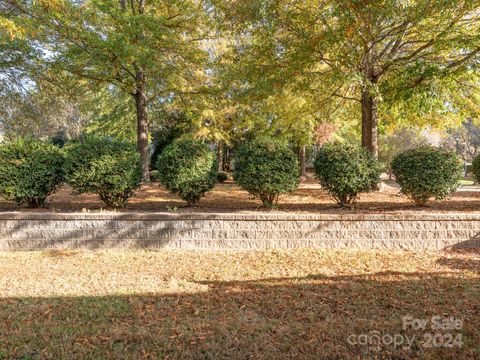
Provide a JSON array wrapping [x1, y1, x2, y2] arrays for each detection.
[[0, 249, 478, 359]]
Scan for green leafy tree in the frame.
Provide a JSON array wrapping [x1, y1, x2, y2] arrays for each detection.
[[379, 128, 429, 179], [442, 119, 480, 162], [215, 0, 480, 157], [3, 0, 210, 181]]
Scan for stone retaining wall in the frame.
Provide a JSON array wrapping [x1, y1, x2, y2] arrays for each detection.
[[0, 212, 479, 251]]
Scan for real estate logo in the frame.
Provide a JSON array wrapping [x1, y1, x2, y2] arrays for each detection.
[[347, 315, 464, 350]]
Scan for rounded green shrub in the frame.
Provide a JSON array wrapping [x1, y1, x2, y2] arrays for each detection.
[[156, 139, 217, 205], [314, 143, 381, 207], [64, 136, 142, 207], [392, 146, 462, 206], [217, 171, 228, 183], [472, 158, 480, 185], [234, 137, 299, 208], [0, 139, 65, 207], [150, 170, 159, 182]]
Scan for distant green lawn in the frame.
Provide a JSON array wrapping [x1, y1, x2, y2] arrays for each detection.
[[459, 179, 475, 186]]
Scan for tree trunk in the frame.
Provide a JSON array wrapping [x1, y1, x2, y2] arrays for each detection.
[[126, 0, 149, 182], [134, 78, 150, 182], [361, 87, 379, 159], [299, 145, 307, 178], [223, 147, 231, 171], [217, 142, 223, 171]]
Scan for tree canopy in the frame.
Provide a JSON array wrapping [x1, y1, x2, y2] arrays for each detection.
[[1, 0, 211, 180], [214, 0, 480, 157], [1, 0, 479, 165]]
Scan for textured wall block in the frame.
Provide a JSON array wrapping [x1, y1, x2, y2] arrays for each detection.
[[0, 212, 479, 251]]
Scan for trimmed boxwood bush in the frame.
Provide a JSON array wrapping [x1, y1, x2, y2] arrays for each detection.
[[156, 139, 217, 205], [64, 136, 142, 207], [217, 171, 228, 183], [314, 143, 381, 207], [234, 137, 299, 208], [150, 170, 159, 182], [0, 139, 65, 207], [392, 146, 462, 206], [472, 157, 480, 185]]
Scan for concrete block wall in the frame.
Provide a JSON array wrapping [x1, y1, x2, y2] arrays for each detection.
[[0, 212, 478, 251]]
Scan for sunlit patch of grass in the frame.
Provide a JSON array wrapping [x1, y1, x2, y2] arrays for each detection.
[[459, 179, 475, 186]]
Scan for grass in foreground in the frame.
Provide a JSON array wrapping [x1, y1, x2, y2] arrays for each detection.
[[0, 249, 478, 359]]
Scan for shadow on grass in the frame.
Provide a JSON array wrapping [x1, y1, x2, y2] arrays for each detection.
[[0, 271, 478, 359], [436, 257, 480, 273]]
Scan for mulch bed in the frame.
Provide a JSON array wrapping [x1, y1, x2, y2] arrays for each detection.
[[1, 180, 480, 213]]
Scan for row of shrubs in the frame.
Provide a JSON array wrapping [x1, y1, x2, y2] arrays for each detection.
[[0, 136, 468, 209], [0, 137, 142, 208], [158, 139, 465, 208], [315, 144, 463, 207]]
